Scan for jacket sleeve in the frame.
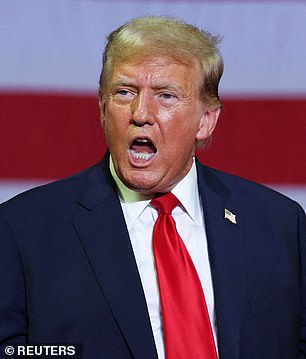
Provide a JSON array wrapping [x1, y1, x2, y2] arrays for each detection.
[[298, 204, 306, 357], [0, 210, 27, 347]]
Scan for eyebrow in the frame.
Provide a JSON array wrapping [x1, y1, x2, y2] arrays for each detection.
[[110, 78, 185, 95], [110, 78, 135, 88], [151, 82, 184, 93]]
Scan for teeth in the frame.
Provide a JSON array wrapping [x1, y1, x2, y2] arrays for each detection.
[[136, 139, 149, 143], [130, 149, 154, 161]]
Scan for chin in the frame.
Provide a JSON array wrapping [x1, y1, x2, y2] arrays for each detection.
[[127, 180, 155, 193], [124, 175, 158, 194]]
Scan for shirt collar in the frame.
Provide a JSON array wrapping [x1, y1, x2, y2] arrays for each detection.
[[110, 156, 203, 226], [171, 159, 203, 226], [110, 156, 152, 227]]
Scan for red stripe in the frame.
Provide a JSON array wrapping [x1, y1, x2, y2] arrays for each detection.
[[0, 92, 106, 179], [1, 92, 305, 184], [201, 97, 306, 184]]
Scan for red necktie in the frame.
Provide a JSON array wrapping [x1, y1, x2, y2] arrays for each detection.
[[151, 192, 218, 359]]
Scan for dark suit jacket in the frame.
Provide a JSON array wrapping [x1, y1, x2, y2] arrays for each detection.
[[0, 155, 306, 358]]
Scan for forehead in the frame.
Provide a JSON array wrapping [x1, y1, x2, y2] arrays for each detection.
[[109, 55, 201, 86]]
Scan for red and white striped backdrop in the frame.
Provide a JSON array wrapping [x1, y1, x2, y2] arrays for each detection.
[[1, 0, 306, 210]]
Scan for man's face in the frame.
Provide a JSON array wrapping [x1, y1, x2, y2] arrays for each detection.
[[100, 55, 219, 194]]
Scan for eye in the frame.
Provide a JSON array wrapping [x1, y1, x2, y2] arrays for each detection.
[[157, 91, 179, 106], [160, 92, 176, 100], [113, 88, 136, 103], [117, 89, 131, 96]]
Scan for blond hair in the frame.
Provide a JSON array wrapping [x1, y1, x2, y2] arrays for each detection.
[[99, 16, 223, 108]]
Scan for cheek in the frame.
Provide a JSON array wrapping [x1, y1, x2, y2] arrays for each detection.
[[157, 107, 176, 123], [162, 123, 199, 161], [161, 112, 198, 142], [105, 108, 130, 133]]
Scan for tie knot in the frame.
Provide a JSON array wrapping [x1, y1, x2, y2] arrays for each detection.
[[150, 192, 180, 214]]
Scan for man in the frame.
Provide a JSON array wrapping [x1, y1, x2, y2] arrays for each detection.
[[0, 16, 305, 359]]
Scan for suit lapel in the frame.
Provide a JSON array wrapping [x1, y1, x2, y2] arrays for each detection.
[[197, 163, 245, 359], [72, 159, 158, 359]]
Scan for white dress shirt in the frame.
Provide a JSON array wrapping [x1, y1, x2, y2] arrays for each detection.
[[110, 157, 218, 358]]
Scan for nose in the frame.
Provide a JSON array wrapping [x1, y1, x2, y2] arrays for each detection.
[[131, 91, 155, 126]]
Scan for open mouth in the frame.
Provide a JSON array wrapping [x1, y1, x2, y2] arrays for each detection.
[[129, 138, 157, 162]]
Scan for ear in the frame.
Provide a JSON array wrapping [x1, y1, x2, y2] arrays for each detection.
[[99, 96, 106, 128], [195, 106, 221, 142]]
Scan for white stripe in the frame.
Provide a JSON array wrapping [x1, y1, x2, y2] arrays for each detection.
[[0, 1, 306, 94], [0, 180, 50, 204], [1, 181, 306, 212], [268, 184, 306, 213]]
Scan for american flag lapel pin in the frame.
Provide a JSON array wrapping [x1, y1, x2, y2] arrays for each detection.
[[224, 208, 237, 224]]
